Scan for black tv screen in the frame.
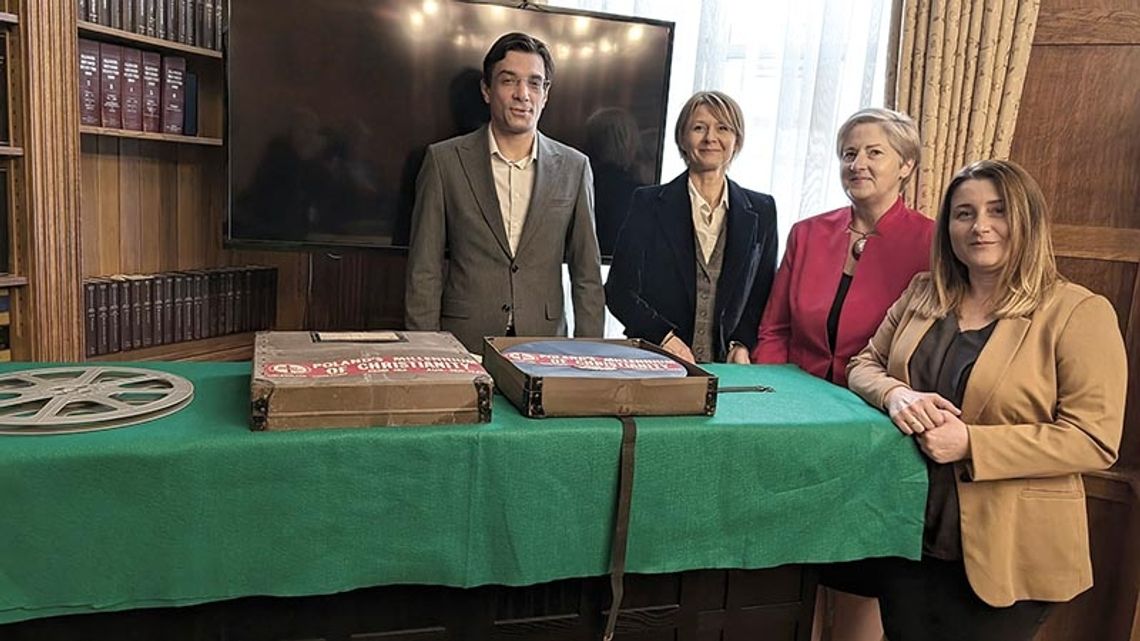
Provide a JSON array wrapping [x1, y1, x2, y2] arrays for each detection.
[[227, 0, 674, 255]]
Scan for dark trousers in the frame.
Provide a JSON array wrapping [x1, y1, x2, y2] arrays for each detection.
[[821, 556, 1051, 641]]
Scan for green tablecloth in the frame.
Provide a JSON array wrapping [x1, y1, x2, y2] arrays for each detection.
[[0, 362, 926, 624]]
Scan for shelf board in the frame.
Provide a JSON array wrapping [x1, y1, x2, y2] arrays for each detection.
[[0, 12, 18, 25], [78, 21, 223, 59], [0, 145, 24, 157], [80, 126, 223, 146], [0, 275, 28, 287], [90, 332, 257, 363]]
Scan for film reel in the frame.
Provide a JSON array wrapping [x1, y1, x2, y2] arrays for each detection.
[[0, 366, 194, 435]]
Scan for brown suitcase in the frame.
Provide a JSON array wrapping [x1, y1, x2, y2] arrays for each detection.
[[251, 331, 492, 430], [482, 336, 717, 418]]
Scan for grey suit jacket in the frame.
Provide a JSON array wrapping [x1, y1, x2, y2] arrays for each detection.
[[404, 126, 605, 352]]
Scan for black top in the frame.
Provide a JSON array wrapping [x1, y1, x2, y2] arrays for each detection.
[[825, 273, 854, 380], [908, 314, 997, 560]]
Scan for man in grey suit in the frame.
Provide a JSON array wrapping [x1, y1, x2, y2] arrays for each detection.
[[405, 32, 605, 353]]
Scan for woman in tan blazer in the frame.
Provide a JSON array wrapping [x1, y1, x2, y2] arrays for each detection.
[[846, 159, 1127, 641]]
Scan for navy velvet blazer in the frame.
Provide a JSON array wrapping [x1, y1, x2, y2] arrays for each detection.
[[605, 172, 778, 361]]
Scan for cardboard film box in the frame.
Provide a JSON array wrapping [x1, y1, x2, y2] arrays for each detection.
[[251, 331, 492, 430], [482, 336, 717, 418]]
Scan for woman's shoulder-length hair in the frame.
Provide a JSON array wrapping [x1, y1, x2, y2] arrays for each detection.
[[913, 159, 1059, 319]]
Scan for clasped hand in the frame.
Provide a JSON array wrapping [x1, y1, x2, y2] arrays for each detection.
[[884, 387, 971, 463]]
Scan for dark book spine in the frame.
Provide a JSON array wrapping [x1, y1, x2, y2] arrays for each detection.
[[78, 39, 102, 126], [78, 0, 87, 23], [87, 0, 99, 23], [178, 0, 189, 44], [192, 272, 204, 340], [188, 0, 197, 47], [109, 0, 122, 29], [214, 0, 223, 50], [135, 0, 146, 35], [116, 278, 132, 352], [152, 274, 166, 346], [99, 43, 122, 129], [107, 279, 121, 353], [146, 0, 158, 36], [172, 273, 184, 342], [206, 269, 219, 338], [95, 280, 110, 355], [141, 277, 154, 348], [182, 71, 198, 136], [130, 278, 143, 349], [223, 268, 235, 335], [202, 0, 213, 50], [165, 0, 177, 44], [122, 0, 134, 32], [234, 268, 247, 333], [163, 273, 174, 345], [155, 0, 166, 40], [84, 281, 97, 357], [160, 56, 185, 134], [141, 51, 162, 132], [120, 47, 143, 131]]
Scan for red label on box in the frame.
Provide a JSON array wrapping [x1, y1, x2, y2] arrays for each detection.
[[263, 356, 487, 378], [504, 351, 687, 373]]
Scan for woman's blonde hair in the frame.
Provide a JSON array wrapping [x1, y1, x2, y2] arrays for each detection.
[[674, 91, 745, 166], [835, 108, 921, 190], [913, 159, 1059, 318]]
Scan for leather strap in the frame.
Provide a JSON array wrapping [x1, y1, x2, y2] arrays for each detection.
[[603, 416, 638, 641]]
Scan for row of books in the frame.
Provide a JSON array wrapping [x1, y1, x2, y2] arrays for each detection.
[[83, 266, 278, 357], [79, 40, 197, 135], [79, 0, 225, 51]]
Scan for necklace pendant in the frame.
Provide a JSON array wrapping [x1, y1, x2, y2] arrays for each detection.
[[852, 237, 867, 260]]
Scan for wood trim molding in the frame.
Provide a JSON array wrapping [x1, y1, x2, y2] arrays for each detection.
[[1035, 9, 1140, 46], [1052, 224, 1140, 263], [18, 0, 84, 360]]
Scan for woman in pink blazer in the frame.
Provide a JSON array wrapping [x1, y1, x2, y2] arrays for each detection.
[[752, 108, 933, 641], [753, 108, 933, 386]]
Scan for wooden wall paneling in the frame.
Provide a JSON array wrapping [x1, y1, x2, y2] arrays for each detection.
[[92, 136, 122, 275], [1009, 47, 1140, 230], [174, 144, 208, 267], [78, 136, 101, 276], [1034, 0, 1140, 45], [1014, 1, 1140, 638], [118, 139, 144, 272], [137, 142, 165, 272], [17, 0, 83, 360]]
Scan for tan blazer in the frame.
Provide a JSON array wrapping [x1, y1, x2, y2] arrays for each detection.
[[847, 274, 1127, 607]]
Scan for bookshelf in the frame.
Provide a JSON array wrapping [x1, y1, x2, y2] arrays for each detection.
[[0, 0, 261, 362], [0, 0, 26, 360], [78, 20, 222, 59], [80, 125, 222, 146]]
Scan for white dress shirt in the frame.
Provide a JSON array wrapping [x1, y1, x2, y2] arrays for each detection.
[[488, 129, 538, 256], [687, 176, 729, 263]]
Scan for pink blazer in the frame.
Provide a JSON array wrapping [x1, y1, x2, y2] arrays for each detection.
[[752, 197, 933, 386]]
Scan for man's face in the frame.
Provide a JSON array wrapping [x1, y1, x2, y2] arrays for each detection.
[[482, 50, 549, 137]]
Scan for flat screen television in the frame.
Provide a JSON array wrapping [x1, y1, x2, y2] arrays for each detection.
[[227, 0, 674, 257]]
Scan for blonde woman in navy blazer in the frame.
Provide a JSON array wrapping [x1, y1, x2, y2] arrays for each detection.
[[605, 91, 778, 363]]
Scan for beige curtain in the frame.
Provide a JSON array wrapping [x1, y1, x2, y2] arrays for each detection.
[[889, 0, 1041, 217]]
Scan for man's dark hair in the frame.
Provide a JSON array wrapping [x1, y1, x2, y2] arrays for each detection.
[[482, 32, 555, 87]]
